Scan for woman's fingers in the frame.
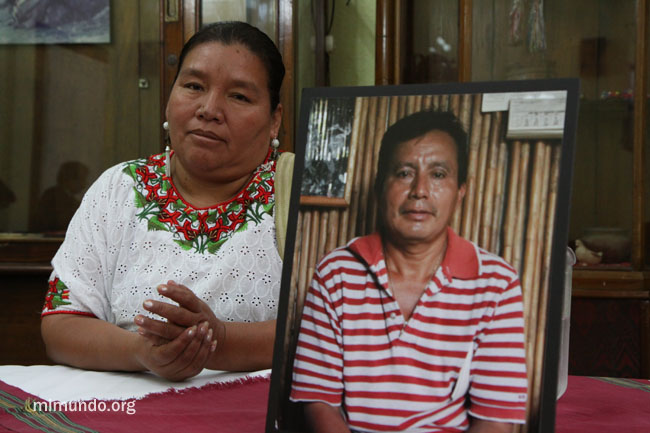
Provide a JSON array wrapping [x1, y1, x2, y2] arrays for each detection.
[[142, 298, 196, 327], [135, 314, 184, 340], [153, 321, 216, 381], [136, 327, 169, 346], [173, 322, 217, 379], [157, 281, 205, 313]]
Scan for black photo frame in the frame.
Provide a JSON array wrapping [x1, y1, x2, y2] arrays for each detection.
[[268, 79, 579, 433]]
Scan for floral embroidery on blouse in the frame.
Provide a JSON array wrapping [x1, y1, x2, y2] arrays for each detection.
[[44, 278, 71, 310], [122, 151, 276, 254]]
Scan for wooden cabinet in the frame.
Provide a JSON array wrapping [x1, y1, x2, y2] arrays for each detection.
[[376, 0, 649, 376]]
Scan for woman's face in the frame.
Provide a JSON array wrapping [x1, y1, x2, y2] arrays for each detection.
[[165, 42, 282, 184]]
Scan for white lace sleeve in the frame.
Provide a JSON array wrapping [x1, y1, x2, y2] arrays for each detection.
[[43, 164, 127, 322]]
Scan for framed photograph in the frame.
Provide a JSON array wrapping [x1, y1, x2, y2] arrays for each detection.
[[268, 79, 579, 433], [0, 0, 110, 44], [300, 97, 356, 207]]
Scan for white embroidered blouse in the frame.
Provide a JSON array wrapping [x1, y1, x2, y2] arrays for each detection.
[[42, 151, 282, 331]]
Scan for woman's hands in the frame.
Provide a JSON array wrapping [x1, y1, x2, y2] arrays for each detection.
[[135, 280, 276, 372], [133, 321, 215, 381], [133, 281, 223, 381]]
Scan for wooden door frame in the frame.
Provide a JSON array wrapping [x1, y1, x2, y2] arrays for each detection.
[[375, 0, 472, 85]]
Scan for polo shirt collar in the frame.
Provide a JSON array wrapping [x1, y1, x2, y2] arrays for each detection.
[[347, 227, 480, 281]]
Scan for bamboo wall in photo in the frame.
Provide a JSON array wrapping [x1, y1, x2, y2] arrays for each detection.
[[289, 93, 564, 430]]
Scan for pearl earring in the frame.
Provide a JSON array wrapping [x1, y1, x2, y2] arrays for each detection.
[[271, 137, 280, 158], [163, 121, 169, 131]]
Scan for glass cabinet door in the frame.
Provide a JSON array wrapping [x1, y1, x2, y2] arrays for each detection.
[[201, 0, 277, 41], [401, 1, 460, 83], [0, 0, 161, 240], [470, 0, 638, 269]]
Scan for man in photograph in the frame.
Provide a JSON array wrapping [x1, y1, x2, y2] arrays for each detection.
[[290, 110, 528, 433]]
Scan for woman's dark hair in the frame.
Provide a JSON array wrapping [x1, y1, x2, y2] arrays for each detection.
[[174, 21, 285, 111], [374, 110, 469, 199]]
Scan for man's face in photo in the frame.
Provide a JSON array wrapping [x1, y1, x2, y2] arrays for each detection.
[[381, 129, 466, 246]]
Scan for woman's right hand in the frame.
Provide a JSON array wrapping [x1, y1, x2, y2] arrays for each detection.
[[134, 320, 216, 382]]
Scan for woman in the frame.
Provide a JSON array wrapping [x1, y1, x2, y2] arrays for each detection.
[[41, 21, 293, 381]]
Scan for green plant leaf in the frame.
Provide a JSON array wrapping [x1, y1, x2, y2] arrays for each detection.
[[174, 239, 194, 251], [147, 216, 169, 232], [207, 238, 228, 254], [134, 188, 147, 208], [55, 280, 67, 292]]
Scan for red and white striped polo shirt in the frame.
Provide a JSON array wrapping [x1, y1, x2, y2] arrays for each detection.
[[290, 227, 528, 432]]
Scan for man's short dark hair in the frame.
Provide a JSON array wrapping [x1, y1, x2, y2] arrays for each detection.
[[373, 110, 469, 200]]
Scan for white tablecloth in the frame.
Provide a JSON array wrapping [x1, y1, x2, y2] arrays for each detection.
[[0, 365, 270, 402]]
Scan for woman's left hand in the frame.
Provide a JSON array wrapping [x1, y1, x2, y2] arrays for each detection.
[[135, 281, 226, 349]]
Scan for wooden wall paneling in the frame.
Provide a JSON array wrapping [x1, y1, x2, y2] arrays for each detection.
[[534, 144, 552, 294], [316, 210, 329, 265], [412, 95, 423, 115], [523, 142, 545, 353], [470, 110, 491, 243], [388, 95, 399, 126], [449, 94, 460, 117], [337, 98, 362, 246], [479, 111, 502, 249], [491, 141, 508, 253], [297, 210, 312, 305], [528, 143, 552, 428], [307, 209, 320, 283], [439, 94, 450, 111], [460, 94, 482, 239], [422, 94, 433, 110], [347, 98, 370, 241], [431, 94, 440, 110], [503, 141, 521, 265], [512, 142, 530, 274], [452, 94, 473, 232], [404, 94, 415, 115], [290, 211, 302, 296], [357, 97, 379, 236], [368, 96, 390, 233], [326, 209, 340, 253]]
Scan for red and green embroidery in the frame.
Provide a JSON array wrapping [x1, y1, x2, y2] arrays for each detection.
[[44, 278, 71, 311], [122, 152, 276, 254]]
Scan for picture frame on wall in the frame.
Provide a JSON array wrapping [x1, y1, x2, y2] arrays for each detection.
[[0, 0, 110, 44], [268, 79, 580, 433], [299, 97, 356, 207]]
